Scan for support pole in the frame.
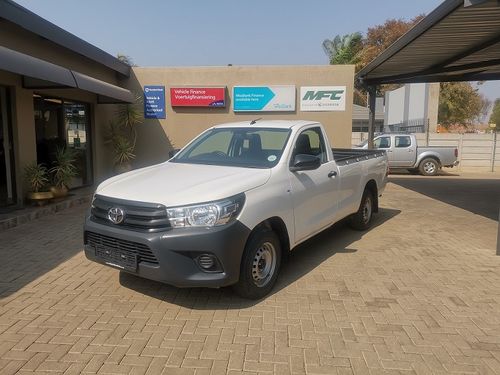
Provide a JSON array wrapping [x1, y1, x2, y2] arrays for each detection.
[[367, 85, 377, 149], [497, 207, 500, 256]]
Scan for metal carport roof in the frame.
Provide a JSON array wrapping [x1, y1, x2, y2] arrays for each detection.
[[356, 0, 500, 86]]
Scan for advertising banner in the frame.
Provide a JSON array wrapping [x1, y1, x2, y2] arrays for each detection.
[[144, 85, 166, 119], [300, 86, 346, 112], [170, 87, 226, 107], [233, 86, 295, 112]]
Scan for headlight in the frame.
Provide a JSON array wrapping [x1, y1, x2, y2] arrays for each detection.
[[167, 194, 245, 228]]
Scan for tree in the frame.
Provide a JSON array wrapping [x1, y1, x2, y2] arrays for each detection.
[[359, 16, 424, 68], [489, 99, 500, 130], [322, 33, 363, 67], [323, 16, 424, 105], [438, 82, 486, 126]]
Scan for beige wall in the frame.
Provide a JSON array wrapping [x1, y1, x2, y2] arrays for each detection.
[[126, 65, 355, 169]]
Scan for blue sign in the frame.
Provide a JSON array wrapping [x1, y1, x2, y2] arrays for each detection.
[[233, 86, 296, 112], [144, 85, 166, 119]]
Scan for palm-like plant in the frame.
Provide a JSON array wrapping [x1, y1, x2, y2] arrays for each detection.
[[104, 94, 143, 172], [50, 147, 77, 189], [322, 32, 363, 66], [24, 163, 49, 193]]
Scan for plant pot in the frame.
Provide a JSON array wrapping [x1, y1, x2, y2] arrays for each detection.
[[50, 185, 68, 199], [114, 162, 132, 174], [27, 191, 54, 206]]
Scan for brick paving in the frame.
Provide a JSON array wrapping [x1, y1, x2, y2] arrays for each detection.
[[1, 177, 500, 374]]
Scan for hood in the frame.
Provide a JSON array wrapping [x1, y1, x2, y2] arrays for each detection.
[[96, 162, 271, 207]]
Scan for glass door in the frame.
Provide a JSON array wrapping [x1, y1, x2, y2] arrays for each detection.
[[34, 95, 93, 188], [0, 86, 15, 207]]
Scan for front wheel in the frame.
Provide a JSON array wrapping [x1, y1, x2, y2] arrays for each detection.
[[348, 190, 374, 231], [419, 158, 439, 176], [233, 229, 281, 299]]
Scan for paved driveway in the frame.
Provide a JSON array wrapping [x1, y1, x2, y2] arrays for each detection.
[[1, 175, 500, 374]]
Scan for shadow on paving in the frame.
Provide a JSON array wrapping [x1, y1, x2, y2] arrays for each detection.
[[119, 207, 401, 309], [0, 207, 87, 299], [390, 176, 500, 221]]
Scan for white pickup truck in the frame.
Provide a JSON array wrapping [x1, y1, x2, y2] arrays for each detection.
[[84, 120, 388, 299]]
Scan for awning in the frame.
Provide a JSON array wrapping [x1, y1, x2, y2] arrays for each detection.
[[0, 46, 76, 88], [356, 0, 500, 85], [0, 45, 133, 103], [72, 71, 134, 104]]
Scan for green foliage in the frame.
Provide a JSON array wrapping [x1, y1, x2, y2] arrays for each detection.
[[49, 147, 77, 188], [322, 33, 363, 66], [104, 94, 143, 168], [489, 99, 500, 130], [24, 163, 49, 193], [112, 135, 136, 164], [438, 82, 485, 126]]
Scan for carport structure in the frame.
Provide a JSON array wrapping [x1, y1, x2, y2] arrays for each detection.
[[355, 0, 500, 253]]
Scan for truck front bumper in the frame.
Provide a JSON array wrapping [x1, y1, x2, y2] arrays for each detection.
[[83, 216, 251, 288]]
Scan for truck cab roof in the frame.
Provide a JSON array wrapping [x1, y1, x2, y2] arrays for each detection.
[[212, 120, 319, 130]]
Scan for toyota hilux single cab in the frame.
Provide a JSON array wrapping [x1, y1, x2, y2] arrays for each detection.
[[84, 120, 388, 299]]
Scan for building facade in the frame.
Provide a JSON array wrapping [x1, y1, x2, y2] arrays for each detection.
[[0, 0, 354, 210]]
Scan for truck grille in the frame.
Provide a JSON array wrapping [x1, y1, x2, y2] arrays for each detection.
[[91, 195, 170, 232], [85, 231, 159, 265]]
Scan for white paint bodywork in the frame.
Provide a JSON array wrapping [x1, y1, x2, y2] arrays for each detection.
[[96, 120, 388, 250]]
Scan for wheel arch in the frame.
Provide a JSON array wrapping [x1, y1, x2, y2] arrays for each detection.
[[251, 216, 291, 255], [416, 153, 441, 167], [364, 179, 379, 213]]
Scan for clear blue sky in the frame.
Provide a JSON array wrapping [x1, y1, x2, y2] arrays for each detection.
[[13, 0, 499, 101]]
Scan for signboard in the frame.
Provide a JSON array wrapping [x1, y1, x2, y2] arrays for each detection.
[[144, 85, 166, 119], [233, 86, 295, 112], [300, 86, 346, 112], [170, 87, 226, 107]]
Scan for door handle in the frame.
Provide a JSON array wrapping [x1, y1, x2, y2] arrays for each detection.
[[328, 171, 337, 178]]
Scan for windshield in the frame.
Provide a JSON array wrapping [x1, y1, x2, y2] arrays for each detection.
[[171, 127, 291, 168]]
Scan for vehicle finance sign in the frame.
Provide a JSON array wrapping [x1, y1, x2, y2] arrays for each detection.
[[233, 86, 295, 112], [300, 86, 346, 112], [144, 85, 166, 119], [170, 87, 226, 107]]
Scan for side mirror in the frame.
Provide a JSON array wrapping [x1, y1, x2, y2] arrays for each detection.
[[290, 154, 321, 172], [169, 149, 180, 158]]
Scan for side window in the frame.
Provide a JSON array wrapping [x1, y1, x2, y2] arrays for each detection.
[[373, 137, 391, 149], [292, 127, 327, 163], [395, 136, 411, 148]]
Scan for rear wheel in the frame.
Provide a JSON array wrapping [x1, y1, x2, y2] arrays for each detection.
[[419, 158, 439, 176], [348, 190, 374, 231], [233, 229, 281, 299]]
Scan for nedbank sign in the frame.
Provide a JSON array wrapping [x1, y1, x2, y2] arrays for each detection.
[[300, 86, 346, 112]]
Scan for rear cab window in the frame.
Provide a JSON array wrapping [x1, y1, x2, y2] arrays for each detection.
[[374, 136, 391, 149], [395, 136, 412, 148]]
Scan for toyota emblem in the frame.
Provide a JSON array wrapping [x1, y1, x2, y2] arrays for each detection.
[[107, 207, 125, 224]]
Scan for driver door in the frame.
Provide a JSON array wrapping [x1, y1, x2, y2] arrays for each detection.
[[288, 127, 340, 243]]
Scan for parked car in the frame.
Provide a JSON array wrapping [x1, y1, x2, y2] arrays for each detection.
[[356, 133, 459, 176], [84, 120, 388, 299]]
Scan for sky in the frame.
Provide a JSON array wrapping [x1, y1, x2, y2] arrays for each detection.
[[13, 0, 500, 102]]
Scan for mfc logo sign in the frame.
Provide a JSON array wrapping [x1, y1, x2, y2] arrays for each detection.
[[302, 90, 344, 101]]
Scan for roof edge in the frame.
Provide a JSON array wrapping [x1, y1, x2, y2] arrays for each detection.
[[356, 0, 463, 85], [1, 0, 131, 77]]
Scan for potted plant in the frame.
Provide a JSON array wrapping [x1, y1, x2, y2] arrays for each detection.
[[49, 146, 77, 198], [112, 134, 136, 174], [24, 162, 53, 204]]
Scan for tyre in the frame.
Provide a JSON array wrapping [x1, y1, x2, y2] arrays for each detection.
[[233, 229, 281, 299], [419, 158, 439, 176], [348, 190, 374, 231]]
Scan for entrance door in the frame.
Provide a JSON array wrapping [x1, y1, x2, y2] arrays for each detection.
[[0, 86, 15, 207]]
